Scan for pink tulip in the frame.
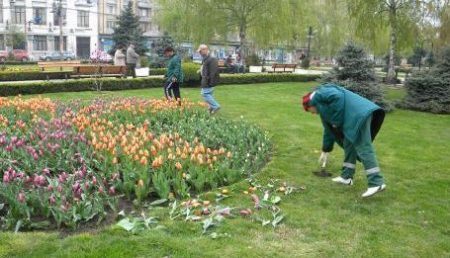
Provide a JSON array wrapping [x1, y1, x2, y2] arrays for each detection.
[[49, 194, 56, 205], [42, 168, 50, 175], [33, 174, 46, 186], [98, 186, 104, 194], [108, 186, 115, 195], [18, 192, 26, 203], [3, 172, 10, 184]]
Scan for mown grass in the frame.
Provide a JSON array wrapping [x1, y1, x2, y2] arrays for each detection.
[[1, 82, 449, 258]]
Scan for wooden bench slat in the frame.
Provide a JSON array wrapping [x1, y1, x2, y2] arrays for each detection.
[[270, 63, 297, 73]]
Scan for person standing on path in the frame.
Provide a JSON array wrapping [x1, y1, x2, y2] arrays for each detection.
[[126, 43, 140, 78], [198, 44, 220, 114], [302, 83, 387, 198], [163, 47, 183, 104]]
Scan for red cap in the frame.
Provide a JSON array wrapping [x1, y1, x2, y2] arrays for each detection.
[[302, 92, 313, 111]]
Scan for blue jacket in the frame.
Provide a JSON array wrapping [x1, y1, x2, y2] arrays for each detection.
[[309, 84, 385, 152]]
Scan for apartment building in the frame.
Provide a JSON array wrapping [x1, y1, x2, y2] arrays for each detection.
[[0, 0, 98, 60], [97, 0, 162, 53]]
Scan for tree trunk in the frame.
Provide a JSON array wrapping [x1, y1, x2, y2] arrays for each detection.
[[387, 0, 398, 84], [239, 25, 246, 70]]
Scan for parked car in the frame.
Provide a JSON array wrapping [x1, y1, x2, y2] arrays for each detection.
[[39, 51, 76, 61], [0, 49, 30, 62]]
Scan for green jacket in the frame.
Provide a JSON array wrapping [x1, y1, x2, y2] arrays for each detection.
[[165, 54, 183, 84], [309, 84, 385, 152]]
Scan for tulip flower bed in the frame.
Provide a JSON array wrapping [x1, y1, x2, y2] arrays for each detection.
[[0, 96, 271, 231]]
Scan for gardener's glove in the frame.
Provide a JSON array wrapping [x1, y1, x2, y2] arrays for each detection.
[[171, 77, 177, 82], [318, 152, 329, 168]]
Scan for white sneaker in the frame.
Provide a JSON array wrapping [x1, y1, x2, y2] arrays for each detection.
[[332, 176, 353, 185], [361, 184, 386, 198]]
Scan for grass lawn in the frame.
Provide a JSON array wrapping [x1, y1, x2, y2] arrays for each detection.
[[1, 82, 449, 257]]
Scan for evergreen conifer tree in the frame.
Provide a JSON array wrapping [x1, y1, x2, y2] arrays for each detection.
[[110, 2, 148, 55], [322, 42, 392, 111]]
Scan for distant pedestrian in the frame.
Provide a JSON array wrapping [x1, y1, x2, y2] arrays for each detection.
[[163, 46, 183, 104], [126, 43, 140, 78], [114, 45, 126, 66], [198, 44, 220, 114]]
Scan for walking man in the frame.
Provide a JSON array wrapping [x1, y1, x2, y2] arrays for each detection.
[[302, 83, 386, 197], [126, 43, 140, 78], [163, 47, 183, 103], [198, 44, 220, 114]]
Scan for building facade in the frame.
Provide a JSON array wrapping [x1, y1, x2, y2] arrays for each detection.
[[0, 0, 98, 60], [97, 0, 162, 53]]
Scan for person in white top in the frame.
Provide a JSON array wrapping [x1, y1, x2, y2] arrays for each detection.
[[114, 45, 126, 66]]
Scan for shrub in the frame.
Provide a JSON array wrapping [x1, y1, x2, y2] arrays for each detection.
[[322, 42, 392, 111], [182, 62, 201, 82], [0, 71, 70, 81], [301, 58, 310, 69], [0, 73, 319, 96], [399, 47, 450, 114], [149, 68, 166, 76], [246, 54, 261, 66], [0, 61, 38, 65]]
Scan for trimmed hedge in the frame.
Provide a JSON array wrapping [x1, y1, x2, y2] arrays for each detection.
[[149, 68, 166, 76], [0, 71, 71, 81], [0, 61, 38, 65], [0, 73, 319, 96]]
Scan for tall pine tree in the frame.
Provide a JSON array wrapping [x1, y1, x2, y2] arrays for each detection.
[[322, 42, 392, 111], [111, 2, 148, 55]]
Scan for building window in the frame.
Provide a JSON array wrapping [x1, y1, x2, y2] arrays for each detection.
[[33, 36, 47, 51], [54, 36, 67, 51], [33, 8, 46, 25], [140, 22, 150, 32], [77, 10, 89, 27], [0, 3, 3, 23], [54, 8, 67, 26], [139, 8, 150, 17], [106, 20, 116, 29], [12, 6, 26, 24], [107, 4, 116, 14]]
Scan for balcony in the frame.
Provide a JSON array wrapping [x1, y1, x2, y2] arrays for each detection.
[[137, 0, 152, 8]]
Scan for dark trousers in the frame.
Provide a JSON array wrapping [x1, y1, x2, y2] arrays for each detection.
[[126, 63, 136, 78], [164, 81, 181, 101]]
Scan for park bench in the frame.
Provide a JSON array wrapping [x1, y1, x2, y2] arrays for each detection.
[[270, 63, 297, 73], [218, 59, 245, 73], [38, 60, 81, 72], [71, 65, 127, 78], [218, 59, 234, 73]]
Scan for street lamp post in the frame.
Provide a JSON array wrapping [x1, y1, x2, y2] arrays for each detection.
[[306, 26, 313, 58], [53, 0, 63, 58]]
